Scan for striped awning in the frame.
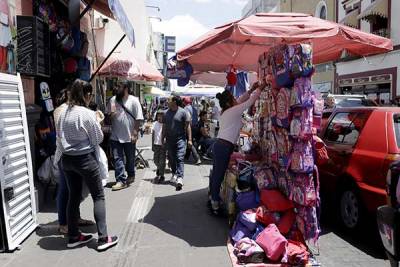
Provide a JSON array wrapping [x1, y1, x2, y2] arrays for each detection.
[[340, 9, 359, 28], [357, 0, 388, 21]]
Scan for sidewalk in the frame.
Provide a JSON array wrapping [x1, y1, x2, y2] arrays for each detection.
[[1, 135, 230, 267], [0, 134, 389, 267]]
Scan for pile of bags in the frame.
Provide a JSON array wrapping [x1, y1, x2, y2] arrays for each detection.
[[224, 43, 327, 265]]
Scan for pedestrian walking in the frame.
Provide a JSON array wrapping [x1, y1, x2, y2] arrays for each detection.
[[54, 85, 94, 235], [163, 96, 192, 191], [183, 97, 201, 165], [209, 82, 263, 215], [152, 110, 167, 184], [57, 79, 118, 251], [106, 83, 144, 191]]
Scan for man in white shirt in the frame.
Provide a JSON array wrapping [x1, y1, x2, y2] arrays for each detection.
[[106, 83, 144, 191]]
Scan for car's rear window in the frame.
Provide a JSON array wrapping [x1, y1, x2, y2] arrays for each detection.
[[393, 115, 400, 148]]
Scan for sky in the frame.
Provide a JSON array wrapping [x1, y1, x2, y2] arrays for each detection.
[[146, 0, 248, 50]]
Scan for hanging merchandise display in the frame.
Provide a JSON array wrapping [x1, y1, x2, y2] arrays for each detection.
[[223, 42, 325, 266], [39, 82, 54, 112]]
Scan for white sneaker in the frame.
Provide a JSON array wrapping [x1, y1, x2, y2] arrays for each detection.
[[170, 175, 177, 184], [176, 178, 183, 191]]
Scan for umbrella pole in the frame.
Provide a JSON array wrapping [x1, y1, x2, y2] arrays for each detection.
[[89, 34, 126, 82]]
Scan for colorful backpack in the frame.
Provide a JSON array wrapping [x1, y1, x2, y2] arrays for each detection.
[[275, 128, 291, 168], [295, 205, 321, 244], [272, 88, 290, 129], [312, 92, 325, 130], [290, 140, 314, 173], [291, 77, 313, 108], [289, 45, 304, 79], [300, 44, 314, 77], [289, 173, 317, 206], [289, 107, 313, 140], [272, 45, 293, 88], [254, 167, 277, 190]]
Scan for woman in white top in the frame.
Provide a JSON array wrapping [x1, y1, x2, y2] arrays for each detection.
[[209, 82, 263, 215]]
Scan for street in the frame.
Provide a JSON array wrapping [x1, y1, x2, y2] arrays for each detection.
[[0, 134, 389, 267]]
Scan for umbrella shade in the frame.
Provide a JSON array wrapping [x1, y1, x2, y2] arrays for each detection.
[[143, 86, 169, 96], [173, 84, 225, 97], [98, 57, 164, 82], [177, 13, 393, 72], [191, 71, 258, 87]]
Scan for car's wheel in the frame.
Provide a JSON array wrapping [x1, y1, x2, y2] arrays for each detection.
[[338, 185, 364, 230]]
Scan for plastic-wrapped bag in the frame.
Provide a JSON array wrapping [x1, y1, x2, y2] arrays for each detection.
[[38, 155, 60, 185], [96, 147, 109, 187]]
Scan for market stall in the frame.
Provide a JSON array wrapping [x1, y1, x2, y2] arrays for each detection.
[[177, 13, 393, 266]]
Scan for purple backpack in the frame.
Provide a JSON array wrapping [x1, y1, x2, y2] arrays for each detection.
[[289, 45, 304, 79], [272, 45, 293, 88], [274, 128, 291, 168], [230, 221, 253, 243], [291, 77, 313, 108], [290, 107, 313, 140], [290, 140, 314, 173], [296, 205, 320, 243], [236, 190, 258, 211]]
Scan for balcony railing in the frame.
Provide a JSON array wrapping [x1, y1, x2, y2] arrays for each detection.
[[372, 28, 390, 38]]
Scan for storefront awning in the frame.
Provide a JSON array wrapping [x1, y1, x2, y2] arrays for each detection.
[[339, 9, 359, 28], [82, 0, 113, 18], [357, 0, 388, 21], [81, 0, 135, 45]]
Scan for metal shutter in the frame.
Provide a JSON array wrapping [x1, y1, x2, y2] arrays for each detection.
[[0, 73, 37, 251]]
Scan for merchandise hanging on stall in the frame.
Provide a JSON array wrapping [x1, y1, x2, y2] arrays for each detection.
[[176, 12, 393, 267]]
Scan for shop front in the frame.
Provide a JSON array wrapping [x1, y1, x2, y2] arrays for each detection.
[[337, 67, 397, 105]]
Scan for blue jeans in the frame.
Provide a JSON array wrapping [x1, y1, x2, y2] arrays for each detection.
[[111, 140, 136, 184], [210, 139, 234, 202], [200, 137, 217, 156], [167, 138, 186, 178], [57, 161, 68, 226]]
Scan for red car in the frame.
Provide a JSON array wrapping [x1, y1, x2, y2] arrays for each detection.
[[319, 107, 400, 229]]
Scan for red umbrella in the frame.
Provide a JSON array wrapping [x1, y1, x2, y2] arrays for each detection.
[[177, 13, 393, 72], [98, 55, 164, 82]]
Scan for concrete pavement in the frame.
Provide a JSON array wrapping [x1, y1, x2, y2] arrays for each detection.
[[0, 134, 390, 267]]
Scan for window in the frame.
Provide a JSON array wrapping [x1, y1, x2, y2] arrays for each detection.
[[315, 1, 327, 20], [325, 112, 366, 145], [393, 115, 400, 148]]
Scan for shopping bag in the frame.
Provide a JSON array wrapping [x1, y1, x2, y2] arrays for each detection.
[[96, 147, 109, 186]]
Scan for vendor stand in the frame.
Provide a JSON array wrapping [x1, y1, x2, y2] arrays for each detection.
[[177, 13, 392, 266]]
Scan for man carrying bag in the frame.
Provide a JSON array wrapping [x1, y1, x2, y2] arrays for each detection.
[[106, 83, 144, 191]]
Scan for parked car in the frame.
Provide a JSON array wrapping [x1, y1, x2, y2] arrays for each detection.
[[319, 107, 400, 230], [326, 94, 378, 108]]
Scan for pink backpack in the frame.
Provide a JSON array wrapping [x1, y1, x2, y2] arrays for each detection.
[[256, 224, 288, 261], [272, 88, 290, 129], [289, 173, 318, 206], [290, 107, 313, 140], [290, 140, 314, 173], [291, 77, 313, 108]]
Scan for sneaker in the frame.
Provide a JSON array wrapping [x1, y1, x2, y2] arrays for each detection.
[[112, 182, 128, 191], [195, 159, 202, 165], [176, 178, 183, 191], [67, 233, 93, 248], [97, 236, 119, 252], [170, 175, 177, 184], [127, 176, 135, 185]]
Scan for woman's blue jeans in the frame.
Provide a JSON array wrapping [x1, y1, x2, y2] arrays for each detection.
[[209, 139, 234, 202]]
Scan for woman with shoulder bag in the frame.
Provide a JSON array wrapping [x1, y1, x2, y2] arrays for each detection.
[[58, 79, 118, 251]]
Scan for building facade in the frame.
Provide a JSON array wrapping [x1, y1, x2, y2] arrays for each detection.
[[336, 0, 399, 104], [242, 0, 336, 94]]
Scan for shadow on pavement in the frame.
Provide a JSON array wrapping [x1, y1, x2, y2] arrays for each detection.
[[143, 187, 228, 247], [320, 205, 386, 260]]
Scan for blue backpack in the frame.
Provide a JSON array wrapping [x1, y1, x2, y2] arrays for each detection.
[[272, 45, 293, 88]]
